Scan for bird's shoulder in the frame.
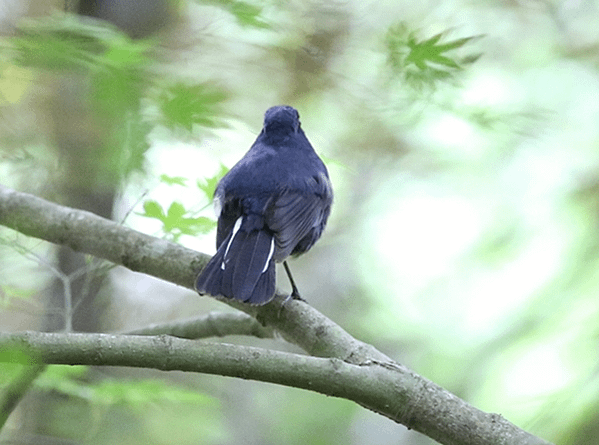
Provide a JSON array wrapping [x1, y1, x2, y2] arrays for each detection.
[[216, 128, 330, 203]]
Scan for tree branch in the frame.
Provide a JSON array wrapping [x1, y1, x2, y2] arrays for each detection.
[[1, 332, 550, 445], [0, 184, 384, 361], [0, 185, 553, 445], [125, 312, 274, 339]]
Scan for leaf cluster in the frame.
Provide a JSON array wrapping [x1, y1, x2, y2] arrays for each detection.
[[384, 22, 482, 89], [159, 83, 229, 132], [9, 14, 150, 72], [1, 13, 232, 182], [137, 168, 228, 241]]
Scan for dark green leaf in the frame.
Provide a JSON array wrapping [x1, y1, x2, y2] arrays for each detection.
[[384, 22, 483, 88]]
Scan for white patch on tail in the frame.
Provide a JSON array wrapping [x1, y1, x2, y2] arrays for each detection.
[[221, 217, 243, 270], [262, 237, 275, 273]]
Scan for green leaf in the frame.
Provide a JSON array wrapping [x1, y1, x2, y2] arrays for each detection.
[[140, 200, 165, 220], [160, 174, 188, 186], [107, 112, 152, 177], [166, 201, 186, 222], [197, 164, 229, 200], [384, 22, 483, 88], [164, 202, 215, 234], [101, 38, 152, 70], [405, 33, 473, 69], [138, 198, 216, 240], [229, 1, 270, 28], [177, 216, 216, 236], [159, 83, 228, 132], [34, 365, 89, 397]]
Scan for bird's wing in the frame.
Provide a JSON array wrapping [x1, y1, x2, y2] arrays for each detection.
[[266, 172, 332, 259]]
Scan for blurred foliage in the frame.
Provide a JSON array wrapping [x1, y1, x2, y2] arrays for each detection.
[[3, 14, 153, 187], [0, 63, 32, 105], [10, 14, 152, 71], [0, 285, 36, 309], [31, 367, 225, 444], [140, 199, 216, 240], [384, 22, 482, 89], [264, 388, 357, 445], [196, 163, 229, 200], [1, 13, 231, 185], [159, 83, 229, 132], [137, 171, 230, 240], [199, 0, 271, 28], [34, 366, 216, 408], [0, 346, 39, 375]]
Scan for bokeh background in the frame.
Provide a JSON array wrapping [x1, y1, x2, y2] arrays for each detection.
[[1, 0, 599, 444]]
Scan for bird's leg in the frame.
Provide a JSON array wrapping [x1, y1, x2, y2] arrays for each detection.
[[283, 261, 305, 301]]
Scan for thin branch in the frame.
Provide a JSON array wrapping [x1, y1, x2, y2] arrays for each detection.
[[125, 312, 275, 339], [0, 332, 552, 445], [0, 185, 554, 445]]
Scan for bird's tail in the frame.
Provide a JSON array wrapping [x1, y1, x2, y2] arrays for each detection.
[[195, 224, 276, 305]]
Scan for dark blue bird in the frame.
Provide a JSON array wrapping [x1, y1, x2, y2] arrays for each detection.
[[195, 105, 333, 305]]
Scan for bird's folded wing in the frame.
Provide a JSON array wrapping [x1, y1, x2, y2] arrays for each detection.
[[267, 176, 330, 259]]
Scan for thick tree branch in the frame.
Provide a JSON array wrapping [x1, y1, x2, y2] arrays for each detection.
[[0, 185, 553, 445], [1, 332, 550, 445], [0, 185, 383, 361]]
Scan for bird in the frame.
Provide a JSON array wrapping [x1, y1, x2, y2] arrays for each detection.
[[195, 105, 333, 305]]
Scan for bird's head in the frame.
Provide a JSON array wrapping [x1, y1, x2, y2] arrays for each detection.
[[263, 105, 301, 134]]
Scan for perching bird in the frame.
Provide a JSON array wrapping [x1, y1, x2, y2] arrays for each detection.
[[195, 105, 333, 305]]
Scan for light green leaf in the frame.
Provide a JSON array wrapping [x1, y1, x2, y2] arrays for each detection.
[[160, 174, 188, 186], [197, 164, 229, 200], [140, 200, 166, 220]]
